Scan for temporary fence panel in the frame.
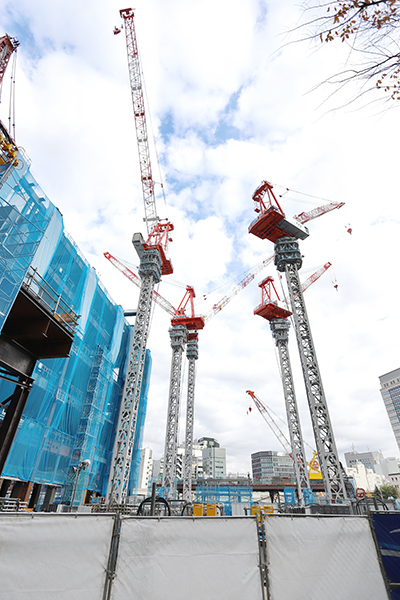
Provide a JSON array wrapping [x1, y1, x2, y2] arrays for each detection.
[[264, 515, 388, 600], [0, 514, 114, 600], [371, 512, 400, 600], [113, 517, 264, 600]]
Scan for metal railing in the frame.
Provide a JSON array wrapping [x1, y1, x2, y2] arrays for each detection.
[[22, 267, 79, 334]]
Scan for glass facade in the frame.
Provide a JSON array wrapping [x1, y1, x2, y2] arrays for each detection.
[[251, 450, 295, 484], [380, 368, 400, 452]]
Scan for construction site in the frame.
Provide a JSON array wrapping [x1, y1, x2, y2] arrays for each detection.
[[0, 6, 399, 599]]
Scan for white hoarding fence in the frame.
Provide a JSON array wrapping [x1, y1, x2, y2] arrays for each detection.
[[113, 516, 265, 600], [264, 515, 389, 600], [0, 514, 114, 600]]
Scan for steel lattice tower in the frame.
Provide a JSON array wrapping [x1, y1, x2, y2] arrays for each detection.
[[107, 240, 161, 502], [162, 324, 187, 498], [182, 333, 198, 503], [269, 318, 310, 501], [274, 236, 347, 500]]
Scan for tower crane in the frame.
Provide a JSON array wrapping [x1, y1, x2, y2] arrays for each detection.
[[249, 180, 347, 501], [106, 9, 174, 503], [104, 251, 274, 501], [252, 264, 331, 501]]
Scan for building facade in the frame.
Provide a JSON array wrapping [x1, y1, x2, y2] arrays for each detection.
[[197, 437, 226, 479], [0, 137, 151, 508], [344, 450, 384, 473], [379, 368, 400, 451], [251, 450, 295, 485]]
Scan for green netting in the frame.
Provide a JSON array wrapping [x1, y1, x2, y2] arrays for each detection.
[[0, 157, 151, 502]]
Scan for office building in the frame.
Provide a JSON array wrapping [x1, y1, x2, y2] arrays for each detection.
[[379, 368, 400, 451], [251, 450, 295, 485]]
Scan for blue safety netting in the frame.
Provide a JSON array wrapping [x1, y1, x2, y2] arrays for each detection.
[[0, 154, 151, 503], [195, 484, 253, 516], [0, 149, 55, 331]]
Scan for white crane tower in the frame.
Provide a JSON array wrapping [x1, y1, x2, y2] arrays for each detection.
[[106, 9, 174, 503], [249, 181, 348, 501]]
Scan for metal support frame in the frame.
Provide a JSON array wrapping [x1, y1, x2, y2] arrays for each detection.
[[274, 236, 347, 500], [162, 324, 187, 499], [269, 318, 310, 502], [182, 335, 198, 503], [107, 246, 161, 503]]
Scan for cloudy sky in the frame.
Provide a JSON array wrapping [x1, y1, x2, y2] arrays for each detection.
[[1, 0, 399, 475]]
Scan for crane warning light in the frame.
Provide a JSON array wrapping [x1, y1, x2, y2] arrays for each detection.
[[249, 180, 309, 243]]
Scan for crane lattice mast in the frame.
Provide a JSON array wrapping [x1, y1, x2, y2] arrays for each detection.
[[182, 331, 198, 503], [162, 287, 204, 499], [253, 278, 310, 502], [107, 9, 174, 503], [249, 179, 347, 501], [162, 324, 187, 498], [274, 237, 347, 500]]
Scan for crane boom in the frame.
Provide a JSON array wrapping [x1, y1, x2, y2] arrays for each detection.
[[119, 9, 157, 233], [119, 8, 173, 276], [294, 203, 345, 225], [246, 390, 292, 455], [204, 255, 274, 323], [300, 262, 331, 294]]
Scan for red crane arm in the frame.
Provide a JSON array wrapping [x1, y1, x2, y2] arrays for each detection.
[[294, 202, 345, 225], [119, 8, 173, 276], [204, 254, 274, 323], [301, 262, 332, 293]]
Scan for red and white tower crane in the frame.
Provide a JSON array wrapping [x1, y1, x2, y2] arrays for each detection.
[[249, 179, 347, 501], [107, 9, 174, 503], [252, 264, 331, 502], [104, 251, 274, 501]]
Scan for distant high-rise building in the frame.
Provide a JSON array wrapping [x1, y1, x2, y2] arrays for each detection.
[[251, 451, 295, 484], [196, 437, 226, 479], [379, 368, 400, 451], [136, 448, 153, 495], [344, 450, 384, 472]]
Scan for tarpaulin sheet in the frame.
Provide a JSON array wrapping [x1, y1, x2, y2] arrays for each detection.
[[113, 517, 264, 600], [0, 514, 113, 599], [372, 512, 400, 600], [264, 515, 388, 600]]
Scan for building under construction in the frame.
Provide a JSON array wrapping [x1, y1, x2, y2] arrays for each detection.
[[0, 107, 151, 509]]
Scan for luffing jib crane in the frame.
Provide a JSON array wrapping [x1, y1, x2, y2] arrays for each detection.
[[252, 267, 331, 502], [105, 251, 275, 501], [249, 179, 347, 501], [106, 9, 174, 503]]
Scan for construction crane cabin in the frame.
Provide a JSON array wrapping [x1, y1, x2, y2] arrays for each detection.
[[249, 180, 347, 501], [106, 9, 174, 504]]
